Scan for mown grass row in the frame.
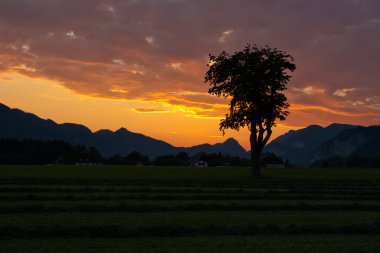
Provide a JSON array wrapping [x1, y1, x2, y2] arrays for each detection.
[[2, 211, 380, 228], [3, 193, 380, 201], [1, 165, 380, 182], [2, 198, 377, 206], [2, 235, 380, 253], [1, 202, 380, 213], [2, 186, 380, 195], [1, 177, 380, 188], [1, 165, 380, 248], [2, 223, 380, 238]]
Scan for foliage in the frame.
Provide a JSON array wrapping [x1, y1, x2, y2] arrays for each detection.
[[205, 44, 296, 176], [205, 44, 295, 133], [199, 152, 250, 167], [123, 151, 149, 165], [153, 152, 250, 167], [153, 153, 185, 166], [311, 155, 380, 168], [0, 139, 101, 164]]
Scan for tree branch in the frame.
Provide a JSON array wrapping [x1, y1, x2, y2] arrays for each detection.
[[262, 127, 273, 146], [257, 122, 265, 145]]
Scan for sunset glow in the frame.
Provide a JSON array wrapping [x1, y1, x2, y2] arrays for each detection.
[[1, 0, 380, 149]]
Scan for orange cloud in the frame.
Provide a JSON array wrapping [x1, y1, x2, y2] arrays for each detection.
[[1, 0, 380, 148], [132, 108, 170, 113]]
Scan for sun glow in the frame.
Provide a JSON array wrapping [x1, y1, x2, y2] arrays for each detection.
[[0, 73, 255, 148]]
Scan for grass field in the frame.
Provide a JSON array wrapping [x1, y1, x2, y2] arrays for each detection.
[[1, 165, 380, 252]]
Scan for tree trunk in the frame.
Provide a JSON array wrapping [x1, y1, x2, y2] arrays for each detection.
[[250, 134, 262, 177]]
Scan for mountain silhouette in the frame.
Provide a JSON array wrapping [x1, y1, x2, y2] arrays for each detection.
[[0, 102, 247, 158], [264, 123, 357, 166], [178, 138, 248, 157], [311, 125, 380, 162]]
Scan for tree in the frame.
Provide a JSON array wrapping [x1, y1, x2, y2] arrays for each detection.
[[175, 152, 190, 166], [205, 44, 296, 177], [123, 151, 149, 165]]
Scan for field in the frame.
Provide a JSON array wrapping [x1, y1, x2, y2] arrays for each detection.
[[1, 165, 380, 252]]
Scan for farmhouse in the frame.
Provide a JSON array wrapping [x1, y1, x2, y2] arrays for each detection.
[[194, 160, 208, 167]]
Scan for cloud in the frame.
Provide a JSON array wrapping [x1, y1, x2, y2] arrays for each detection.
[[0, 0, 379, 124], [12, 64, 37, 72], [1, 77, 14, 80], [110, 86, 128, 94], [333, 88, 356, 97], [145, 36, 155, 45], [132, 108, 170, 113], [65, 30, 78, 39], [291, 104, 358, 117], [292, 86, 325, 95], [21, 43, 30, 53], [219, 29, 234, 43], [102, 4, 115, 13], [170, 62, 182, 70], [112, 59, 126, 66], [346, 96, 380, 109]]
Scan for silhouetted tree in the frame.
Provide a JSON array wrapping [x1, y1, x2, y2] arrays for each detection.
[[0, 139, 103, 164], [200, 152, 223, 167], [105, 154, 123, 165], [153, 152, 190, 166], [123, 151, 149, 165], [175, 152, 189, 165], [205, 44, 296, 177], [87, 147, 102, 162], [154, 155, 178, 166]]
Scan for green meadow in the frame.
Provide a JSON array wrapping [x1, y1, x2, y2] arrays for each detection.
[[1, 165, 380, 253]]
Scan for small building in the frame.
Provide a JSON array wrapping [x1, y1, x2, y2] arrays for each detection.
[[194, 160, 208, 167], [75, 158, 96, 166]]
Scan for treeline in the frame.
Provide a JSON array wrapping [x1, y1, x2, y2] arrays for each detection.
[[152, 152, 250, 167], [92, 151, 250, 166], [0, 139, 101, 164], [0, 139, 250, 166], [311, 155, 380, 168]]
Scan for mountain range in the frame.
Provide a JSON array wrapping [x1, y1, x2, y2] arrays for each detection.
[[0, 103, 248, 158], [264, 123, 356, 166], [311, 126, 380, 162], [265, 123, 380, 166], [2, 102, 380, 166]]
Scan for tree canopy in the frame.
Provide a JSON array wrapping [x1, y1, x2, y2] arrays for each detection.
[[205, 44, 296, 176]]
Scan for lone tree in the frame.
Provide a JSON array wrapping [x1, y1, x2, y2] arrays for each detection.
[[205, 44, 296, 177]]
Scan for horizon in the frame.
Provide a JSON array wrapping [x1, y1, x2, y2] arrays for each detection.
[[1, 100, 367, 152], [1, 1, 380, 150], [0, 100, 258, 150]]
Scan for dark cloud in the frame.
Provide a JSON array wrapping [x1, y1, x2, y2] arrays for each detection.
[[0, 0, 380, 124]]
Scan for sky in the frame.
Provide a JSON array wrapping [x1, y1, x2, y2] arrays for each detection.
[[0, 0, 380, 150]]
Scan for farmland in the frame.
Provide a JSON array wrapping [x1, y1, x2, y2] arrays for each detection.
[[1, 165, 380, 252]]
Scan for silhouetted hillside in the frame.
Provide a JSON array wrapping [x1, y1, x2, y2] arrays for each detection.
[[265, 123, 357, 166], [179, 138, 248, 158], [0, 102, 247, 158], [311, 126, 380, 166]]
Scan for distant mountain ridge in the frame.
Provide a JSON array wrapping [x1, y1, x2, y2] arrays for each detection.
[[3, 102, 379, 166], [311, 126, 380, 162], [265, 123, 358, 166], [0, 102, 248, 158], [178, 137, 248, 157]]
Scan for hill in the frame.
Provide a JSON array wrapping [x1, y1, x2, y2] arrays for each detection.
[[264, 123, 357, 166], [0, 102, 247, 158], [179, 138, 248, 157], [311, 126, 380, 167]]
